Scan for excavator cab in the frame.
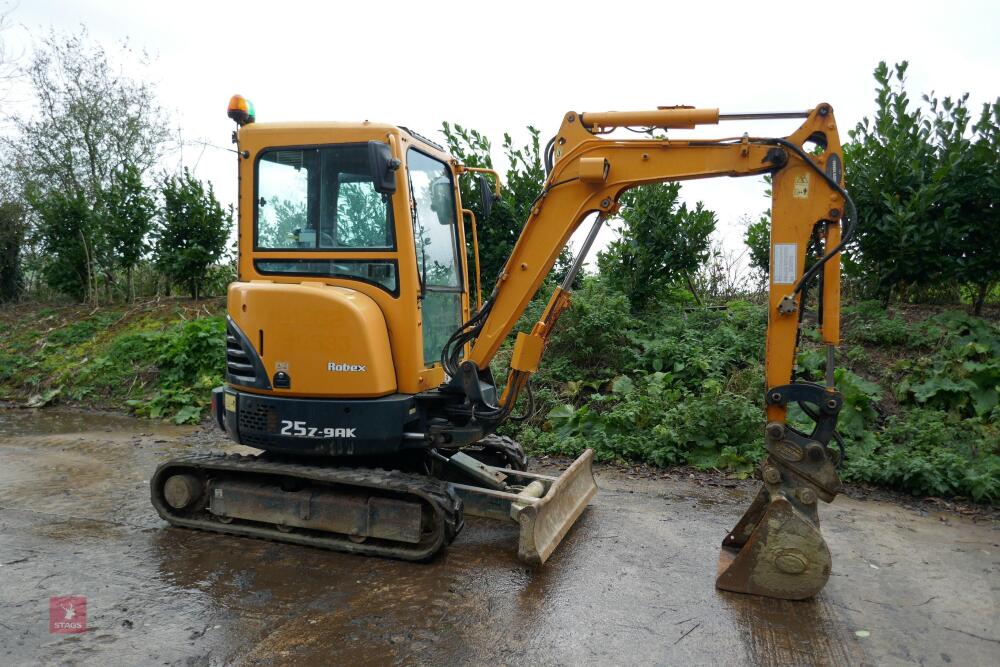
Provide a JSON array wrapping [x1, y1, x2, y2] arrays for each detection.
[[216, 126, 469, 454]]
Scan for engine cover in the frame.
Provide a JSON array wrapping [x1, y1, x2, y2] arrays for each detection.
[[227, 280, 396, 398]]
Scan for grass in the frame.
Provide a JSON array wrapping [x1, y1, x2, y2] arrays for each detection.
[[0, 297, 227, 423]]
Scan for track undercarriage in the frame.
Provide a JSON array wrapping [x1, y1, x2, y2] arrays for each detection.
[[151, 437, 597, 564]]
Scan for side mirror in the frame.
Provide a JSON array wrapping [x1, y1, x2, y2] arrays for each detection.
[[367, 141, 400, 194], [478, 173, 496, 220]]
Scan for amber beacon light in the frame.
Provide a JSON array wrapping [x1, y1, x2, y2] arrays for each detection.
[[227, 94, 255, 126]]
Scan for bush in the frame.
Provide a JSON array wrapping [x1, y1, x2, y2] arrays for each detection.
[[635, 301, 765, 392], [896, 311, 1000, 417], [513, 298, 772, 476], [123, 317, 226, 422], [510, 289, 1000, 503], [529, 372, 765, 476], [844, 62, 1000, 309], [843, 409, 999, 502], [538, 278, 637, 382]]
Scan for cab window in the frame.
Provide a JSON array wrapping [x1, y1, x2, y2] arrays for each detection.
[[407, 149, 463, 366], [256, 145, 394, 250]]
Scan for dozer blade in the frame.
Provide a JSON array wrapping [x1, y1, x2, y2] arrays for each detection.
[[452, 448, 597, 564], [516, 448, 597, 564], [715, 487, 832, 600]]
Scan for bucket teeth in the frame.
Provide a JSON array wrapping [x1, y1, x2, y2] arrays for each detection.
[[716, 487, 832, 600]]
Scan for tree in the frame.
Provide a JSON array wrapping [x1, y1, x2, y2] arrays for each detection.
[[743, 213, 770, 279], [949, 99, 1000, 314], [0, 200, 26, 302], [6, 28, 170, 302], [0, 5, 19, 104], [441, 123, 572, 293], [9, 29, 169, 198], [28, 188, 96, 301], [597, 183, 716, 311], [154, 169, 231, 300], [845, 61, 1000, 311], [96, 165, 155, 301]]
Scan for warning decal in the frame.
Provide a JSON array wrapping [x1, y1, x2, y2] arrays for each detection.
[[793, 174, 810, 198], [773, 243, 797, 285]]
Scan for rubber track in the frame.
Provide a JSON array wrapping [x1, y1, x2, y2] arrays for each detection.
[[150, 453, 463, 561]]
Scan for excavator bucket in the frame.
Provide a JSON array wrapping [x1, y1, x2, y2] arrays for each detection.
[[715, 384, 844, 600], [715, 487, 831, 600], [452, 449, 597, 564]]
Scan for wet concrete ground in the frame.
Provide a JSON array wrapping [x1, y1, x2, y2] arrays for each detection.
[[0, 408, 997, 666]]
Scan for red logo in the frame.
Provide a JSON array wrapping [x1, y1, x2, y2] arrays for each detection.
[[49, 596, 86, 634]]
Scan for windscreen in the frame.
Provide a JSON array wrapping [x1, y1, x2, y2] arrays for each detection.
[[255, 145, 393, 250]]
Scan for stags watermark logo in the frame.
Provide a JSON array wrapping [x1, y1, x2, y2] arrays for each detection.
[[50, 596, 86, 634], [327, 362, 367, 372]]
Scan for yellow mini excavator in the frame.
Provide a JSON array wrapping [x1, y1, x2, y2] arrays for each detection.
[[151, 96, 853, 600]]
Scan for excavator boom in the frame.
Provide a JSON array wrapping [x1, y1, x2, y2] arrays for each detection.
[[448, 103, 850, 599]]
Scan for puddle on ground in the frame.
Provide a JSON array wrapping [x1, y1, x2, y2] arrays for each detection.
[[0, 406, 187, 439]]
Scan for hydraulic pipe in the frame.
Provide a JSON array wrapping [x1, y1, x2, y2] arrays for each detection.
[[560, 213, 607, 292], [719, 111, 812, 120]]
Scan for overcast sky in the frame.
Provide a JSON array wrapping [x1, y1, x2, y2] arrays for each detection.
[[4, 0, 999, 268]]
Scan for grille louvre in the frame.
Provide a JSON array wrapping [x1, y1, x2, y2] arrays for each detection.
[[237, 399, 278, 448], [226, 319, 266, 387]]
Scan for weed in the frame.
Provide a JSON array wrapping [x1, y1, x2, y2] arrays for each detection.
[[897, 312, 1000, 416], [46, 312, 118, 346], [845, 302, 914, 346]]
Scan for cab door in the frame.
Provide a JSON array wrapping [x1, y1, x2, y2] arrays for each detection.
[[406, 149, 466, 367]]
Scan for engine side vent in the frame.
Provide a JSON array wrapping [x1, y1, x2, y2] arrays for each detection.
[[226, 317, 271, 390]]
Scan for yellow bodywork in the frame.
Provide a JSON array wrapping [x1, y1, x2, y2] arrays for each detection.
[[230, 122, 471, 397], [229, 281, 396, 397]]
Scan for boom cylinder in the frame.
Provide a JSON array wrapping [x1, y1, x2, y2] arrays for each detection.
[[579, 107, 720, 129], [579, 108, 815, 130]]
